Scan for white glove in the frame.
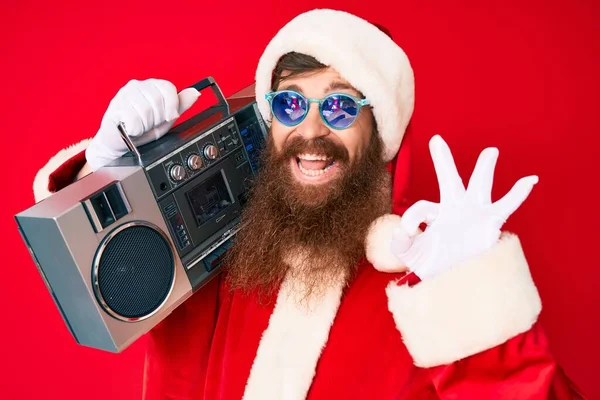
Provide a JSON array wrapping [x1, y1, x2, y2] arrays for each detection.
[[391, 135, 539, 280], [86, 79, 200, 170]]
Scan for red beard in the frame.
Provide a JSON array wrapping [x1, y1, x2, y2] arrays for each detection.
[[224, 132, 392, 300]]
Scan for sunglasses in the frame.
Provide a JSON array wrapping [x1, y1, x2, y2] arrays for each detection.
[[265, 90, 370, 130]]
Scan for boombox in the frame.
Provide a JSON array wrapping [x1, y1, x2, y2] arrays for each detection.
[[15, 78, 267, 353]]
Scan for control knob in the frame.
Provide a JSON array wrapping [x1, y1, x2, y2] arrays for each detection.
[[187, 154, 203, 170], [169, 164, 186, 182], [204, 144, 218, 160]]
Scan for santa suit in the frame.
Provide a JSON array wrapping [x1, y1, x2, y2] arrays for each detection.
[[32, 133, 585, 400]]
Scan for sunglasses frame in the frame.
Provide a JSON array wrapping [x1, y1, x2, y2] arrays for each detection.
[[265, 90, 371, 130]]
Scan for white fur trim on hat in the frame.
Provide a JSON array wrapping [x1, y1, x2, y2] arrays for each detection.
[[255, 8, 415, 162], [386, 233, 542, 368]]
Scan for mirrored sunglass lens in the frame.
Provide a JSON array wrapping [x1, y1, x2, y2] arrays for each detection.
[[272, 92, 307, 125], [321, 94, 359, 128]]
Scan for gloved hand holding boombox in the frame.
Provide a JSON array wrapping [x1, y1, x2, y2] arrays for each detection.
[[85, 79, 201, 171]]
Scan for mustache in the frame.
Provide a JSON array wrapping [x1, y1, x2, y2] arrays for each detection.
[[282, 136, 350, 163]]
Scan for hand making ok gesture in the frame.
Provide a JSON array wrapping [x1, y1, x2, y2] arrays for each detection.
[[391, 135, 539, 280]]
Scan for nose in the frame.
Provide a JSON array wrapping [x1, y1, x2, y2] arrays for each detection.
[[297, 102, 329, 140]]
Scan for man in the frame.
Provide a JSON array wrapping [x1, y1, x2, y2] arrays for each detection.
[[33, 8, 583, 400]]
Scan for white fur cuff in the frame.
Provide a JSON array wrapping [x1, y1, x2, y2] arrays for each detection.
[[33, 139, 90, 203], [386, 233, 542, 368]]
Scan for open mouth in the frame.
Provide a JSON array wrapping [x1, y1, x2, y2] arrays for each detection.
[[290, 153, 339, 183]]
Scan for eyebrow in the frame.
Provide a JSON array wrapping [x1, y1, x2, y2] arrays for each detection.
[[325, 81, 355, 94], [277, 81, 360, 96], [278, 83, 303, 93]]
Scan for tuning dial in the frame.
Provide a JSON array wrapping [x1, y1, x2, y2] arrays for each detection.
[[187, 154, 203, 170], [203, 144, 218, 160], [169, 164, 186, 182]]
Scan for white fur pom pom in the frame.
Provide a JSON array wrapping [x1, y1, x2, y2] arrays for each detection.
[[365, 214, 408, 273]]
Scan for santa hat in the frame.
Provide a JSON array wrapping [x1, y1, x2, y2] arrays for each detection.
[[254, 8, 415, 163]]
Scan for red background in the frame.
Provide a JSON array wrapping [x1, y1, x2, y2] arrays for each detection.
[[2, 0, 599, 398]]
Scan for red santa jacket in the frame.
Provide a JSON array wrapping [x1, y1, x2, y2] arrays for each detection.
[[32, 137, 586, 400]]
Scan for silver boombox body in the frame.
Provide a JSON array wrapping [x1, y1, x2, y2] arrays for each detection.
[[15, 78, 267, 352]]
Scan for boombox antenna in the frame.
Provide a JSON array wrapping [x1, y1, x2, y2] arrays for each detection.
[[117, 121, 143, 166]]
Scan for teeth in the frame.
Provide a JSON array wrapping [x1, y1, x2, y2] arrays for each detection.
[[297, 153, 328, 161], [297, 159, 335, 176]]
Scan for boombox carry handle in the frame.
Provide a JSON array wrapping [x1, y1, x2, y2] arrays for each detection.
[[189, 76, 230, 116], [116, 76, 229, 166]]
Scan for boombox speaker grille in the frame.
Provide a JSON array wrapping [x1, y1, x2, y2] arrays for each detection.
[[93, 222, 175, 322]]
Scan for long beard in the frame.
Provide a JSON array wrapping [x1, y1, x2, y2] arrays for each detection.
[[224, 132, 391, 301]]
